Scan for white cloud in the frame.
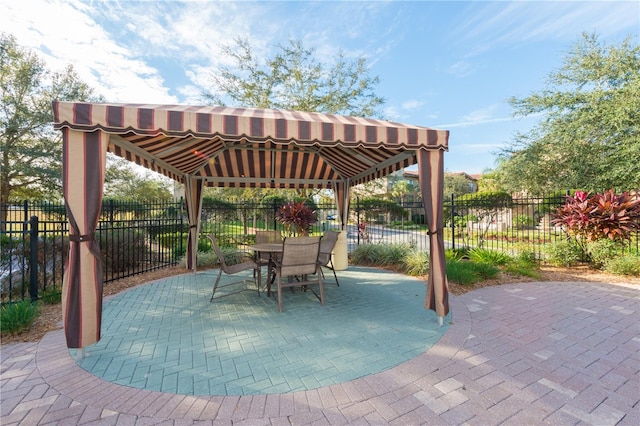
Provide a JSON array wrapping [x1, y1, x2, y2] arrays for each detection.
[[448, 60, 476, 78], [3, 0, 177, 103], [456, 1, 639, 56], [401, 100, 423, 110]]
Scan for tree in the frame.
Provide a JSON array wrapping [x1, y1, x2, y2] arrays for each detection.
[[390, 179, 413, 204], [497, 33, 640, 194], [1, 33, 98, 228], [104, 156, 172, 203], [204, 38, 385, 117], [444, 173, 476, 197]]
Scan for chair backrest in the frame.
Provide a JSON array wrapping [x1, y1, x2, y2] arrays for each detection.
[[318, 231, 339, 265], [279, 236, 322, 277], [256, 230, 282, 244], [208, 234, 230, 272]]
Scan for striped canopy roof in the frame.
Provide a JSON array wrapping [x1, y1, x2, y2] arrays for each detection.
[[53, 101, 449, 188]]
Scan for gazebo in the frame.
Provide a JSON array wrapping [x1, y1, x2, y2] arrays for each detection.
[[52, 101, 450, 349]]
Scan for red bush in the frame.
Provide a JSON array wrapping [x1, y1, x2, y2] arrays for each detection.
[[552, 190, 640, 242]]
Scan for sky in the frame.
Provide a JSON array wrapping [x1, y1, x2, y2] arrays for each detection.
[[3, 0, 639, 175]]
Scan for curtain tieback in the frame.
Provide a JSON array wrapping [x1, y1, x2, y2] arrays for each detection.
[[426, 228, 443, 236], [69, 233, 95, 242]]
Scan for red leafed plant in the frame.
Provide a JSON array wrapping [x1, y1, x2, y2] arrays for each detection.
[[276, 201, 317, 237], [551, 190, 640, 243]]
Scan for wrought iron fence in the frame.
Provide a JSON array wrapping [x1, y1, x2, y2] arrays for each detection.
[[1, 200, 184, 303], [2, 192, 638, 303]]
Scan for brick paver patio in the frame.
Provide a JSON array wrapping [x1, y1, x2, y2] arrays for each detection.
[[1, 268, 638, 425]]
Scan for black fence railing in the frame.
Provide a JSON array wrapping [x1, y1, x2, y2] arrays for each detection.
[[1, 200, 184, 303], [2, 193, 638, 303]]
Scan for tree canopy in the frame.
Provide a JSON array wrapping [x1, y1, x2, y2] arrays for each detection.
[[104, 156, 173, 202], [0, 33, 98, 213], [203, 38, 385, 118], [496, 33, 640, 194]]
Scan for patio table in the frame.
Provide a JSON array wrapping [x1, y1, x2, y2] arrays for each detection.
[[246, 243, 283, 294]]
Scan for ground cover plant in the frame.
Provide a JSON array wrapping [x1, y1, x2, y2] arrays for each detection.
[[1, 300, 40, 336], [350, 244, 538, 286]]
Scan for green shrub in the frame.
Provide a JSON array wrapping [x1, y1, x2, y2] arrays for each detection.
[[181, 247, 248, 268], [587, 239, 625, 269], [99, 229, 146, 273], [445, 248, 469, 261], [473, 262, 501, 280], [40, 287, 62, 304], [604, 254, 640, 276], [379, 244, 412, 266], [545, 239, 583, 267], [539, 191, 568, 214], [1, 300, 40, 335], [514, 249, 541, 266], [458, 191, 513, 208], [514, 214, 535, 230], [446, 260, 480, 286], [349, 244, 386, 265], [349, 243, 413, 268], [403, 250, 429, 276], [468, 248, 510, 265]]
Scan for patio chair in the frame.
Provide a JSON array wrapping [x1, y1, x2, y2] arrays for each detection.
[[255, 230, 283, 266], [269, 236, 324, 313], [207, 234, 261, 302], [318, 231, 340, 286]]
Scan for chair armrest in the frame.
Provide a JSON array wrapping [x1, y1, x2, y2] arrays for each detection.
[[224, 250, 254, 265]]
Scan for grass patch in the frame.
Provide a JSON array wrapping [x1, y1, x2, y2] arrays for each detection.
[[503, 262, 542, 279], [41, 287, 62, 305], [403, 250, 429, 276], [1, 300, 40, 336], [468, 248, 510, 266], [446, 260, 481, 286], [473, 262, 501, 280]]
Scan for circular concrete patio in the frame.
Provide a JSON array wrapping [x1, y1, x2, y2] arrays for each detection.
[[73, 267, 447, 396]]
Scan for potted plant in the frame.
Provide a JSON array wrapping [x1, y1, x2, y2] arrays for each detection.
[[276, 201, 317, 237]]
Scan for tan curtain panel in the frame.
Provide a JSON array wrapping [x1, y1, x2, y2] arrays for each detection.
[[61, 129, 108, 348], [418, 149, 450, 318], [184, 177, 204, 271]]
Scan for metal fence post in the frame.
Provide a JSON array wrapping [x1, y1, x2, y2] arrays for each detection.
[[356, 197, 361, 245], [273, 199, 277, 230], [450, 193, 455, 251], [29, 215, 39, 302]]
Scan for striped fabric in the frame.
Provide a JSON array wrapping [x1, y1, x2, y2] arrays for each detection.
[[184, 177, 204, 271], [418, 149, 449, 318], [52, 102, 448, 189], [61, 128, 108, 348], [332, 180, 350, 231]]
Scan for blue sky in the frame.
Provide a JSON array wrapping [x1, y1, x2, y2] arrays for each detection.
[[3, 0, 638, 175]]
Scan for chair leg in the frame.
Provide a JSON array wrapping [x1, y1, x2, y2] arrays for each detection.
[[329, 259, 339, 286], [277, 274, 283, 313], [318, 268, 325, 306], [255, 267, 261, 295], [211, 269, 223, 302]]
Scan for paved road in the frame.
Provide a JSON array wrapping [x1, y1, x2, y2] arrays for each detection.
[[1, 279, 639, 425]]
